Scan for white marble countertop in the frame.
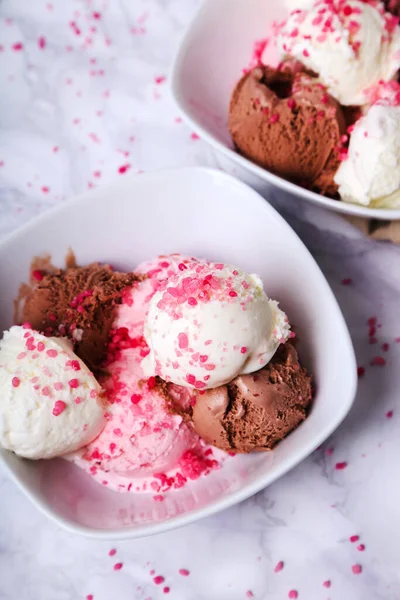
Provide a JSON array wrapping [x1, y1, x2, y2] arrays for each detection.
[[1, 1, 400, 599]]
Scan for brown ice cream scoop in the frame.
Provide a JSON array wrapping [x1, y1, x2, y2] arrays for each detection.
[[229, 66, 347, 197], [191, 343, 312, 453], [19, 263, 139, 372]]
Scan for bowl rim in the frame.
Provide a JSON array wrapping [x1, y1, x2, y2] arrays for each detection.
[[0, 166, 358, 539], [170, 0, 400, 222]]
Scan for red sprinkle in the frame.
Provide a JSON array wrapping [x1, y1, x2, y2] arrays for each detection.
[[335, 462, 348, 470], [350, 535, 359, 543], [179, 569, 190, 576], [118, 164, 131, 174], [240, 346, 247, 354], [52, 400, 66, 416], [370, 356, 386, 366], [357, 544, 365, 551], [131, 394, 142, 404], [147, 376, 156, 390], [163, 587, 170, 594], [12, 377, 20, 388], [109, 548, 116, 556], [68, 378, 79, 388], [357, 366, 365, 378], [274, 561, 284, 573], [352, 564, 362, 575], [341, 278, 352, 285], [113, 562, 123, 571], [269, 113, 280, 124], [386, 410, 393, 419], [32, 269, 44, 281], [153, 576, 165, 585]]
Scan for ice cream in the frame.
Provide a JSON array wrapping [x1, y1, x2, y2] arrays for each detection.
[[334, 82, 400, 207], [277, 0, 400, 106], [384, 0, 400, 17], [142, 259, 291, 390], [20, 262, 138, 372], [191, 343, 312, 453], [0, 326, 105, 459], [229, 66, 346, 196]]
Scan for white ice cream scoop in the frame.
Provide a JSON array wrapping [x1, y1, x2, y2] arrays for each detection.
[[0, 326, 106, 459], [142, 261, 291, 389], [277, 0, 400, 106]]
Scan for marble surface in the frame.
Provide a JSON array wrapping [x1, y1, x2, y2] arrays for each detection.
[[0, 1, 400, 599]]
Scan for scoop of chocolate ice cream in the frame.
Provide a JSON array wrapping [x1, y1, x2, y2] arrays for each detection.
[[191, 343, 312, 453], [19, 263, 139, 372], [229, 66, 346, 197]]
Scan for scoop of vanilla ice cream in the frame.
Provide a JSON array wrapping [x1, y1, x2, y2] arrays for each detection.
[[335, 102, 400, 207], [0, 326, 106, 459], [142, 262, 291, 389], [277, 0, 400, 106]]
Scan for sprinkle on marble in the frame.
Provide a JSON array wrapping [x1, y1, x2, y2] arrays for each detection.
[[323, 580, 331, 588], [12, 377, 20, 388], [113, 562, 123, 571], [352, 564, 362, 574], [109, 548, 117, 556], [38, 36, 46, 49], [335, 461, 348, 470], [288, 591, 298, 599], [357, 544, 365, 551], [341, 278, 352, 285], [357, 366, 365, 378], [12, 42, 23, 51], [350, 535, 359, 543], [153, 575, 165, 585], [246, 592, 254, 598], [86, 595, 94, 600], [370, 356, 386, 366], [163, 587, 170, 594], [274, 561, 284, 573], [191, 132, 200, 140], [179, 569, 190, 576], [386, 410, 393, 418], [118, 163, 131, 174]]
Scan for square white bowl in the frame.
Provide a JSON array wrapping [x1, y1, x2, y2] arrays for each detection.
[[0, 167, 357, 538], [171, 0, 400, 221]]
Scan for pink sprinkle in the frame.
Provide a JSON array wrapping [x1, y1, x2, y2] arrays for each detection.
[[154, 76, 166, 84], [191, 132, 200, 140], [42, 186, 49, 193], [287, 98, 296, 110], [42, 386, 50, 396], [274, 561, 284, 573], [178, 333, 189, 349], [90, 389, 98, 398], [113, 428, 123, 437], [148, 376, 156, 390], [352, 564, 362, 575], [341, 278, 352, 285], [163, 587, 170, 594], [386, 410, 393, 419], [70, 360, 81, 371], [350, 535, 359, 543], [37, 341, 45, 352], [75, 397, 82, 405], [87, 596, 93, 600], [131, 394, 142, 404], [52, 400, 66, 416], [12, 42, 23, 51], [323, 580, 331, 588], [382, 343, 390, 352], [303, 49, 310, 57], [153, 576, 165, 585], [229, 290, 238, 297], [188, 297, 198, 306], [269, 113, 280, 124], [114, 562, 123, 571], [118, 164, 131, 174], [357, 544, 365, 551], [179, 569, 190, 576], [46, 349, 58, 358], [109, 548, 117, 556], [370, 356, 386, 366], [12, 377, 20, 388], [240, 346, 247, 354], [335, 462, 348, 470], [246, 592, 254, 598], [17, 352, 26, 360], [68, 378, 79, 389], [32, 269, 44, 281], [38, 36, 46, 49], [288, 591, 298, 599]]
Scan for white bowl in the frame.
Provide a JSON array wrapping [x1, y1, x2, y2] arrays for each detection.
[[0, 167, 357, 538], [171, 0, 400, 221]]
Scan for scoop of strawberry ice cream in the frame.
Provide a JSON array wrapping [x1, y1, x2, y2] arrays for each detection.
[[68, 257, 200, 490]]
